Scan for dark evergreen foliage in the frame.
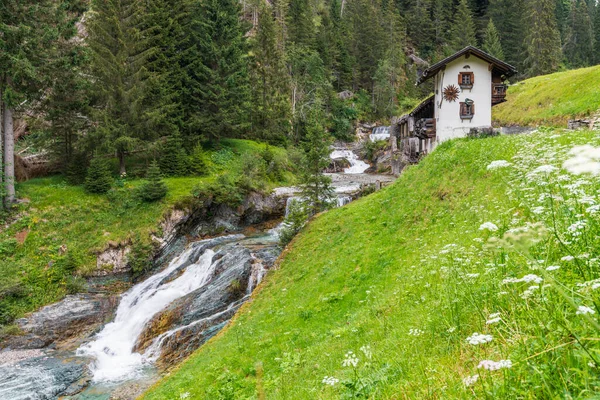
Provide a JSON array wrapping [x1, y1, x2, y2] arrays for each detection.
[[159, 133, 189, 177], [139, 161, 168, 202], [84, 157, 113, 194]]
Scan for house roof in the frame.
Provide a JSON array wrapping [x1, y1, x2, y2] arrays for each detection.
[[416, 46, 518, 85]]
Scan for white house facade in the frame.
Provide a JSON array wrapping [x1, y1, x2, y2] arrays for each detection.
[[394, 47, 517, 162]]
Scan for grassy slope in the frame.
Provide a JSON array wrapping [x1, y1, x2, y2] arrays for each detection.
[[494, 65, 600, 127], [0, 139, 293, 326], [145, 130, 600, 399]]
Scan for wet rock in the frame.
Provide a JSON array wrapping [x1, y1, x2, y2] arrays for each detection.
[[93, 243, 132, 277], [325, 157, 351, 173], [4, 295, 118, 350], [0, 352, 89, 399], [135, 244, 255, 366]]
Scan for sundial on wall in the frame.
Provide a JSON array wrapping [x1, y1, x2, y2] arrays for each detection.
[[443, 84, 460, 102]]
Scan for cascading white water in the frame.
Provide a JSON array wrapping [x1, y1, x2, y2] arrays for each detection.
[[330, 149, 370, 174], [77, 246, 217, 382], [369, 126, 390, 142]]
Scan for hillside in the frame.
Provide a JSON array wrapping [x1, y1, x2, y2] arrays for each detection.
[[145, 129, 600, 399], [0, 140, 294, 329], [494, 65, 600, 127]]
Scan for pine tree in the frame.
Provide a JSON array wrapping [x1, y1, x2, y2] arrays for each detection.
[[450, 0, 478, 51], [405, 0, 435, 59], [249, 0, 292, 143], [186, 0, 251, 142], [523, 0, 562, 76], [594, 3, 600, 64], [489, 0, 526, 71], [300, 100, 334, 216], [84, 157, 113, 194], [564, 0, 594, 68], [86, 0, 159, 176], [0, 0, 80, 206], [287, 0, 315, 47], [432, 0, 454, 58], [159, 133, 189, 176], [139, 161, 168, 202], [482, 20, 505, 59]]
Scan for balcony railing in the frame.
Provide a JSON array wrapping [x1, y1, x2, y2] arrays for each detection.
[[492, 84, 508, 105]]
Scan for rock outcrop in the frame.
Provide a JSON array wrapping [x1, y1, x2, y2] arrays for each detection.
[[3, 294, 118, 350]]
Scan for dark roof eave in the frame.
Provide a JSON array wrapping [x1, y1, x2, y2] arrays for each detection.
[[415, 46, 518, 86]]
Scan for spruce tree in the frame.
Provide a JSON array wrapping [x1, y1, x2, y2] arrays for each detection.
[[249, 0, 292, 143], [564, 0, 594, 68], [594, 3, 600, 64], [300, 100, 334, 216], [287, 0, 315, 47], [186, 0, 251, 142], [489, 0, 526, 71], [406, 0, 435, 59], [450, 0, 478, 51], [86, 0, 159, 175], [523, 0, 562, 76], [139, 161, 168, 202], [482, 20, 505, 59], [159, 133, 189, 176], [84, 157, 113, 194]]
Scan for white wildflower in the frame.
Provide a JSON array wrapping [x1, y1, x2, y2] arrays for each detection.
[[486, 316, 502, 325], [342, 351, 359, 368], [546, 265, 560, 271], [465, 273, 480, 279], [561, 255, 575, 261], [180, 393, 191, 399], [447, 327, 456, 333], [532, 165, 558, 174], [322, 376, 339, 386], [466, 333, 493, 345], [487, 160, 511, 170], [563, 145, 600, 175], [479, 222, 499, 232], [502, 274, 543, 285], [359, 345, 372, 360], [477, 359, 512, 371], [521, 285, 539, 299], [576, 306, 596, 315], [409, 328, 424, 337], [532, 206, 545, 215], [462, 374, 479, 387]]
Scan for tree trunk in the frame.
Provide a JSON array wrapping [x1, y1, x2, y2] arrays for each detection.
[[118, 151, 127, 176], [3, 106, 15, 205]]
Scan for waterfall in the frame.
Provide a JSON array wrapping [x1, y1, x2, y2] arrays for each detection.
[[77, 242, 221, 383], [337, 195, 352, 207], [369, 126, 390, 142], [330, 150, 370, 174]]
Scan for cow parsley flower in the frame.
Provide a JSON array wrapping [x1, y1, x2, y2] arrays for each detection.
[[180, 393, 191, 399], [409, 328, 424, 337], [322, 376, 339, 386], [563, 145, 600, 176], [561, 255, 575, 261], [466, 333, 493, 345], [360, 345, 372, 360], [502, 274, 543, 285], [487, 160, 511, 170], [477, 359, 512, 371], [576, 306, 596, 315], [479, 222, 499, 232], [462, 374, 479, 387], [342, 351, 359, 368], [486, 314, 502, 325], [546, 265, 560, 271], [532, 165, 558, 174]]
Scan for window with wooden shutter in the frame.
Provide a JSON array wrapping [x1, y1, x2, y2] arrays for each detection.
[[460, 100, 475, 120], [459, 72, 474, 89]]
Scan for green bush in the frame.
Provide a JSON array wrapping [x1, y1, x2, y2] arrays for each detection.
[[0, 238, 18, 258], [84, 157, 113, 194], [279, 200, 308, 247], [139, 161, 168, 202], [237, 153, 268, 193], [188, 144, 207, 176], [128, 235, 154, 277], [193, 173, 244, 207], [65, 152, 89, 185]]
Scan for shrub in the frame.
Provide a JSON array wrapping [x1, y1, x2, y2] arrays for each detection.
[[279, 200, 308, 247], [159, 133, 189, 176], [237, 153, 268, 193], [139, 161, 168, 202], [189, 144, 207, 176], [128, 235, 154, 277], [84, 157, 113, 194], [0, 238, 18, 257], [193, 173, 244, 207]]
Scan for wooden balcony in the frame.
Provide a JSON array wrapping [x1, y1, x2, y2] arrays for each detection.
[[492, 83, 508, 105]]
